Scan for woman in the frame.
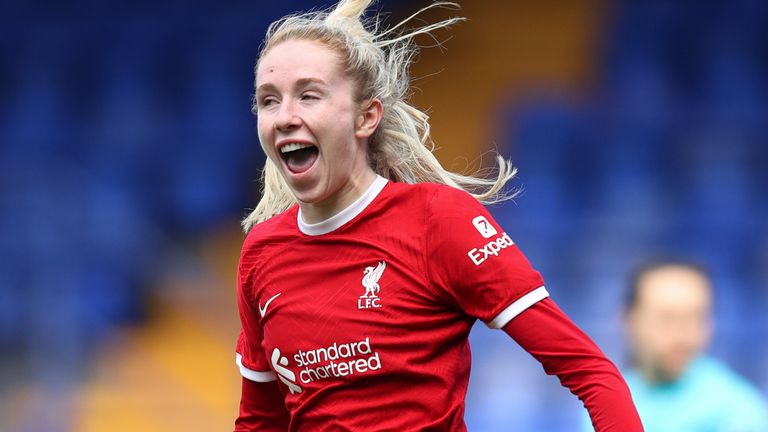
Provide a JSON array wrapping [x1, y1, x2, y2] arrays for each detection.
[[234, 1, 643, 430]]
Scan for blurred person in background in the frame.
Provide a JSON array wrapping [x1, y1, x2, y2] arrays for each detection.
[[233, 0, 643, 431], [599, 261, 768, 431]]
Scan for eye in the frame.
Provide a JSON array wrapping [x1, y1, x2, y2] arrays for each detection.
[[300, 92, 320, 102], [261, 96, 279, 107]]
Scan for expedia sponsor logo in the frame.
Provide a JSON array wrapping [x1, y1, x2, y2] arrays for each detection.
[[293, 337, 382, 384], [467, 232, 514, 266]]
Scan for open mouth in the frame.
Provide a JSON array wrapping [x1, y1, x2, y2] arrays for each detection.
[[279, 142, 319, 174]]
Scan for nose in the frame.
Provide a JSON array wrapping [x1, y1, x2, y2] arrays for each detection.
[[275, 99, 301, 132]]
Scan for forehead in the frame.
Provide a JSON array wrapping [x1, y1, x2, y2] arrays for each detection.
[[635, 266, 711, 311], [256, 39, 344, 87]]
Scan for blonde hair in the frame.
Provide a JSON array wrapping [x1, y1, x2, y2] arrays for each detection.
[[243, 0, 518, 232]]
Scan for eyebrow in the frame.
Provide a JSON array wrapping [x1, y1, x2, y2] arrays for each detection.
[[256, 77, 328, 94]]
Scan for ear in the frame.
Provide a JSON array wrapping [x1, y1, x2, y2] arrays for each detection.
[[354, 98, 383, 140]]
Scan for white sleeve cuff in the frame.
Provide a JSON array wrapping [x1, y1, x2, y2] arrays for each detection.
[[486, 286, 549, 329], [235, 353, 276, 382]]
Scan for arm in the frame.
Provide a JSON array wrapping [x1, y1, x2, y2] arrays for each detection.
[[234, 245, 290, 431], [422, 187, 641, 429], [503, 297, 643, 432], [234, 378, 290, 432]]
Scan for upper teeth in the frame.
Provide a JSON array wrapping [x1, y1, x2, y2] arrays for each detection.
[[280, 143, 313, 153]]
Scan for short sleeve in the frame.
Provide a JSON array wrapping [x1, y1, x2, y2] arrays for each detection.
[[426, 186, 547, 328], [235, 260, 276, 383]]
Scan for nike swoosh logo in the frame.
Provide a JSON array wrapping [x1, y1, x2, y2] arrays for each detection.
[[258, 292, 282, 318]]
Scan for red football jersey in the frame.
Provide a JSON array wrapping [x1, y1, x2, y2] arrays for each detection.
[[235, 176, 547, 431]]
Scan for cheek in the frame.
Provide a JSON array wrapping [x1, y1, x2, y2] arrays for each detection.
[[635, 320, 669, 352], [256, 115, 267, 135], [687, 324, 709, 349], [256, 118, 272, 151], [323, 130, 356, 160]]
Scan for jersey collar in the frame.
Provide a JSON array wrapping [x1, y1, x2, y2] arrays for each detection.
[[297, 175, 388, 236]]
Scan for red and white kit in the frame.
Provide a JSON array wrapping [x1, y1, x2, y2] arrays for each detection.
[[235, 177, 643, 431]]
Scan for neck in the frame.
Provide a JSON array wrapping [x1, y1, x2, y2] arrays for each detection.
[[299, 169, 377, 224]]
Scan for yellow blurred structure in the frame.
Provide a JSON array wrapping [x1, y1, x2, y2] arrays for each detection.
[[71, 229, 244, 432], [409, 0, 602, 171]]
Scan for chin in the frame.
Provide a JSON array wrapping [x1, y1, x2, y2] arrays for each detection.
[[661, 359, 692, 381], [290, 182, 328, 205], [279, 171, 317, 198]]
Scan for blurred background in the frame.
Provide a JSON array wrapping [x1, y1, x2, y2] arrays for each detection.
[[1, 0, 766, 430]]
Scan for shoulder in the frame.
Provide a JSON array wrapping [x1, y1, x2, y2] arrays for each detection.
[[386, 181, 474, 199], [240, 206, 300, 267], [424, 184, 490, 226], [375, 181, 467, 214], [390, 182, 481, 212], [245, 206, 297, 242], [383, 182, 486, 228], [694, 356, 768, 409]]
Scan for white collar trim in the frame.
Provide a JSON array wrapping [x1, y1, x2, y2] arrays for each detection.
[[297, 175, 388, 236]]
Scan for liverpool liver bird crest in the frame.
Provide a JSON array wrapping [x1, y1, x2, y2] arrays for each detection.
[[361, 261, 386, 298]]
